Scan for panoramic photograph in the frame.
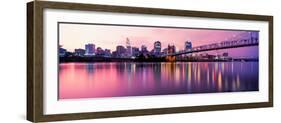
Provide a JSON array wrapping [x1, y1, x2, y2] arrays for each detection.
[[58, 22, 259, 100]]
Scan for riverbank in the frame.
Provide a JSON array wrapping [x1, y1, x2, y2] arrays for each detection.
[[59, 57, 258, 63]]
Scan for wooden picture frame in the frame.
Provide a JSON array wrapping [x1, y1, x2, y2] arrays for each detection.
[[27, 1, 273, 122]]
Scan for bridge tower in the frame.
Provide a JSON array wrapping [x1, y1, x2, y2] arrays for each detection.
[[165, 44, 176, 62]]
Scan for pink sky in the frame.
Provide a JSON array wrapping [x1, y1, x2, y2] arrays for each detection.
[[59, 23, 258, 57]]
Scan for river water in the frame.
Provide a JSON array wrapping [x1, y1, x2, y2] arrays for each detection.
[[59, 62, 259, 99]]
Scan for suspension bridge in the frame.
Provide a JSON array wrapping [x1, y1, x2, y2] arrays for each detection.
[[161, 32, 259, 57]]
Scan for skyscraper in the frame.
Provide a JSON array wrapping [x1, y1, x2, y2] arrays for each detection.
[[116, 45, 126, 57], [153, 41, 161, 56], [141, 45, 147, 52], [185, 41, 192, 50], [126, 38, 132, 57], [141, 45, 149, 55], [59, 47, 67, 57], [132, 47, 140, 57], [85, 43, 95, 56]]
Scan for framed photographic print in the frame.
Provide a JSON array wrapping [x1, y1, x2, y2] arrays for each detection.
[[27, 1, 273, 122]]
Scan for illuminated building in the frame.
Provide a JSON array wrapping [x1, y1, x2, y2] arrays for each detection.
[[153, 41, 161, 56], [74, 48, 85, 56], [85, 43, 95, 56], [185, 41, 192, 50]]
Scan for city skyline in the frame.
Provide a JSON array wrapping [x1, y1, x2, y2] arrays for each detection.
[[58, 23, 260, 99], [59, 23, 259, 57]]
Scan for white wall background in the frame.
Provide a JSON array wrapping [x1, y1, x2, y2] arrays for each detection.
[[0, 0, 280, 122]]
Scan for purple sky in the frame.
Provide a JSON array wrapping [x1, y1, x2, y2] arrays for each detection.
[[59, 23, 259, 57]]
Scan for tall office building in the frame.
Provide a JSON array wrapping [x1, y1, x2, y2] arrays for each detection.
[[126, 38, 132, 57], [59, 47, 67, 57], [85, 43, 95, 56], [141, 45, 149, 55], [153, 41, 161, 56], [141, 45, 147, 52], [132, 47, 140, 56], [185, 41, 192, 50], [116, 45, 126, 57]]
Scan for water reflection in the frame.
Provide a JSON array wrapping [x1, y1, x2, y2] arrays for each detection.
[[59, 62, 259, 99]]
